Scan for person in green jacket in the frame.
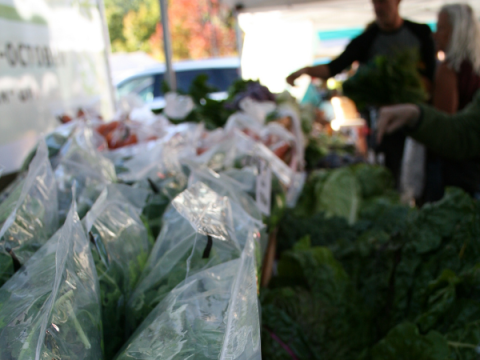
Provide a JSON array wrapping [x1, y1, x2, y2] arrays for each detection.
[[377, 90, 480, 162]]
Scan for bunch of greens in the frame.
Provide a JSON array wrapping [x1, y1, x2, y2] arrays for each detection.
[[0, 199, 102, 360], [117, 235, 261, 360], [55, 125, 116, 222], [136, 175, 186, 239], [290, 164, 394, 225], [165, 75, 235, 130], [343, 49, 428, 111], [84, 184, 151, 359], [125, 183, 242, 336], [264, 187, 480, 359], [0, 140, 58, 287]]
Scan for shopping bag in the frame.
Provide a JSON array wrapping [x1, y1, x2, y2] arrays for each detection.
[[400, 137, 426, 203], [125, 182, 242, 335], [55, 125, 116, 221], [0, 139, 58, 286], [0, 197, 102, 360], [84, 184, 151, 359], [116, 233, 261, 360]]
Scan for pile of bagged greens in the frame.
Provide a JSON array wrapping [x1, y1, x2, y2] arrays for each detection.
[[1, 74, 479, 360]]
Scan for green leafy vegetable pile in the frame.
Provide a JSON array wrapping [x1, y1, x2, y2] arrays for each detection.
[[84, 185, 151, 359], [264, 185, 480, 359], [125, 183, 242, 336], [343, 49, 428, 111], [0, 200, 102, 360], [0, 140, 58, 287]]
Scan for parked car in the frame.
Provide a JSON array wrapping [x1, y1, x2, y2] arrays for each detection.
[[115, 57, 241, 110]]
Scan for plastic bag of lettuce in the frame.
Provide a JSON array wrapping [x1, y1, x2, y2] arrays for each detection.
[[116, 233, 261, 360], [125, 182, 243, 335], [55, 124, 116, 222], [0, 198, 102, 360], [0, 139, 58, 287], [118, 135, 191, 239], [84, 184, 151, 359]]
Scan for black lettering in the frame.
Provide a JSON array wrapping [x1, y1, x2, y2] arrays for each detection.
[[0, 91, 10, 104], [45, 47, 53, 67], [5, 43, 18, 66], [35, 46, 44, 66], [18, 44, 29, 66]]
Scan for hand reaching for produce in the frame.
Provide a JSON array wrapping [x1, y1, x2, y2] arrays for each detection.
[[376, 104, 421, 143], [286, 67, 309, 86]]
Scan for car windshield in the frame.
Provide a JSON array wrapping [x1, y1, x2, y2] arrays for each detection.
[[116, 66, 239, 103], [176, 67, 239, 93]]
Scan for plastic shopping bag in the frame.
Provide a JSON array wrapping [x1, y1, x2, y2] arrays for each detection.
[[0, 198, 102, 360], [188, 165, 267, 255], [116, 233, 261, 360], [0, 139, 58, 286], [118, 135, 191, 239], [55, 125, 116, 221], [400, 137, 426, 203], [84, 184, 151, 359], [125, 182, 242, 335]]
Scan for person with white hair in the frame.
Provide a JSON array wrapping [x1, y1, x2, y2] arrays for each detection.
[[425, 3, 480, 200], [433, 3, 480, 112]]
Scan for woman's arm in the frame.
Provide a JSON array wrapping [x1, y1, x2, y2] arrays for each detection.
[[432, 61, 458, 114], [377, 92, 480, 160]]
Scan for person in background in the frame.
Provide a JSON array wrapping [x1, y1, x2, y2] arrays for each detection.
[[286, 0, 436, 186], [376, 90, 480, 194], [425, 3, 480, 199]]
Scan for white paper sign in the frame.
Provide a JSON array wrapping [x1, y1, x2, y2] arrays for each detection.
[[256, 159, 272, 216]]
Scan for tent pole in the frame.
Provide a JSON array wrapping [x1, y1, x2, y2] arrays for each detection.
[[234, 5, 244, 77], [159, 0, 176, 91]]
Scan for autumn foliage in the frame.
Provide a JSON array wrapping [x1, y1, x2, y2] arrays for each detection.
[[106, 0, 237, 60]]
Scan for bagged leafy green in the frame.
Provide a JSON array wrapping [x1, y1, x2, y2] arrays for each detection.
[[55, 125, 116, 222], [188, 165, 268, 276], [126, 182, 242, 335], [0, 139, 58, 287], [84, 184, 151, 359], [116, 232, 261, 360], [118, 132, 191, 239], [188, 165, 265, 246], [0, 197, 102, 360], [20, 120, 77, 171]]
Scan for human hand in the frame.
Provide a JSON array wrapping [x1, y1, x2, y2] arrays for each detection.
[[377, 104, 421, 143], [286, 67, 308, 86]]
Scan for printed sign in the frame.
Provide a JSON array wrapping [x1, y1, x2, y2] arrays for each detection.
[[0, 0, 113, 174]]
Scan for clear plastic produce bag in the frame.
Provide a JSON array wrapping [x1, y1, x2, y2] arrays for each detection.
[[126, 182, 242, 335], [188, 165, 267, 255], [84, 184, 151, 359], [116, 233, 261, 360], [400, 137, 426, 203], [0, 198, 102, 360], [55, 124, 116, 221], [0, 139, 58, 286]]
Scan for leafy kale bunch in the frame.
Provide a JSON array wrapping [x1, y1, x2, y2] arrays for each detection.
[[84, 185, 151, 359], [343, 49, 428, 111], [117, 240, 261, 360], [164, 74, 235, 130], [0, 140, 58, 287], [265, 187, 480, 359], [0, 200, 102, 360], [125, 184, 242, 337], [136, 175, 186, 240]]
